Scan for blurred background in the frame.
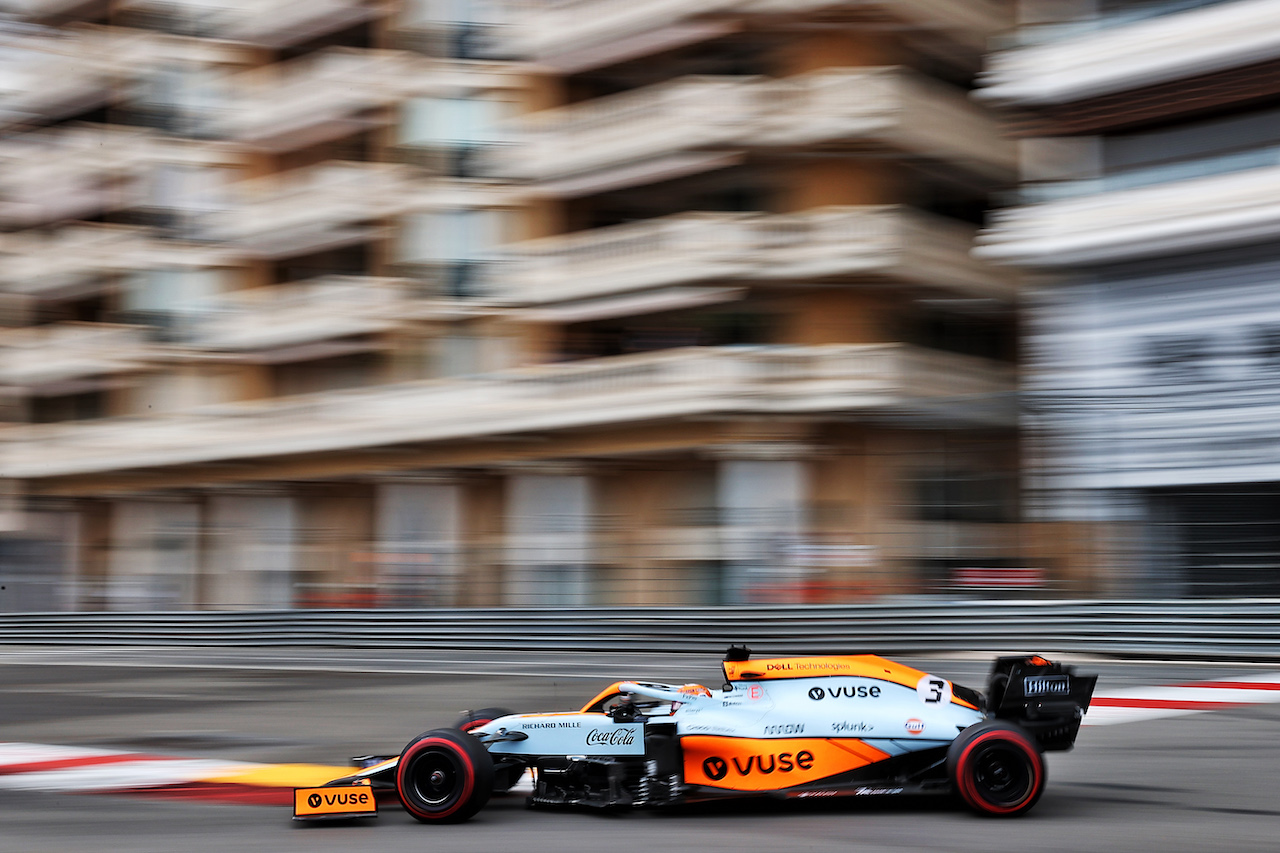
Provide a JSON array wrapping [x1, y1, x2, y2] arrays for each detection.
[[0, 0, 1275, 612]]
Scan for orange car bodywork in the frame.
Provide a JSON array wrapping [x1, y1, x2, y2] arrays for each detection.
[[681, 735, 892, 791]]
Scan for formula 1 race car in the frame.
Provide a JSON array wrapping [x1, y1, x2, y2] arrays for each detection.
[[292, 648, 1095, 823]]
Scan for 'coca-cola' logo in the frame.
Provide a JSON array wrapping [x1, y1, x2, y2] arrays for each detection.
[[586, 727, 637, 747]]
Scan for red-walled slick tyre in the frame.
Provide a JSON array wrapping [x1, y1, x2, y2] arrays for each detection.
[[454, 707, 522, 793], [396, 728, 494, 823], [947, 721, 1045, 817], [454, 707, 515, 733]]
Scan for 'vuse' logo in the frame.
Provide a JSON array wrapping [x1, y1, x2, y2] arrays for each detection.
[[702, 752, 815, 779], [809, 684, 881, 700]]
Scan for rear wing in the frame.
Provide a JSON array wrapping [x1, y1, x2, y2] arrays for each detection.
[[987, 655, 1097, 752]]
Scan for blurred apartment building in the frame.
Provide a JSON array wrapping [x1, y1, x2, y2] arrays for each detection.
[[0, 0, 1027, 611], [977, 0, 1280, 596]]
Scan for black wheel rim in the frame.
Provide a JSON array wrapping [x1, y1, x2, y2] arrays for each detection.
[[411, 749, 462, 808], [971, 743, 1033, 807]]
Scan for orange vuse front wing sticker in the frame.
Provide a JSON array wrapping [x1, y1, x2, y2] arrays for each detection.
[[293, 784, 378, 820]]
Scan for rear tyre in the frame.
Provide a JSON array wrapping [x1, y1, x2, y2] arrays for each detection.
[[396, 728, 493, 823], [947, 720, 1045, 817]]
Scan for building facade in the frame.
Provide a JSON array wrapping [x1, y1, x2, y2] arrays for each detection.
[[0, 0, 1033, 611], [977, 0, 1280, 596]]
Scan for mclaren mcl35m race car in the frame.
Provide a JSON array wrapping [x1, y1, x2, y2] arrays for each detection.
[[293, 648, 1095, 824]]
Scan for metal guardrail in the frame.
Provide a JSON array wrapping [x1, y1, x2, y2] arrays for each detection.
[[3, 600, 1280, 660]]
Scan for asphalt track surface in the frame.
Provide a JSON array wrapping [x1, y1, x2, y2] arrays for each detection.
[[3, 647, 1280, 853]]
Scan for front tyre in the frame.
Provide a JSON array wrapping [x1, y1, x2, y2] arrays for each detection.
[[947, 721, 1045, 817], [396, 728, 494, 823], [454, 707, 515, 733], [453, 707, 522, 793]]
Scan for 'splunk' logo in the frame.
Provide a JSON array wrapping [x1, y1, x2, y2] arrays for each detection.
[[831, 721, 870, 734]]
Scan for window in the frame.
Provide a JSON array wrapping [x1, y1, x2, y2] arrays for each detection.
[[403, 0, 506, 58], [399, 95, 510, 175], [913, 470, 1017, 524], [398, 208, 506, 297]]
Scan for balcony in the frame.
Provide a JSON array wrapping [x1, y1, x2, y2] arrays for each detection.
[[499, 0, 1008, 67], [116, 0, 384, 47], [204, 162, 420, 259], [0, 124, 243, 228], [223, 0, 384, 46], [492, 206, 1014, 304], [0, 126, 145, 227], [492, 212, 757, 304], [757, 206, 1015, 295], [0, 224, 234, 297], [977, 0, 1280, 106], [765, 68, 1014, 180], [490, 67, 1013, 186], [492, 74, 763, 184], [218, 48, 429, 152], [0, 344, 1015, 478], [0, 226, 143, 295], [0, 0, 93, 19], [187, 277, 418, 352], [974, 163, 1280, 267], [0, 323, 153, 392], [0, 27, 158, 127]]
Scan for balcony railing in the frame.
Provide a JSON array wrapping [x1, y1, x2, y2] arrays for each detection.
[[492, 206, 1015, 303], [0, 125, 146, 226], [493, 74, 764, 180], [0, 27, 159, 127], [0, 344, 1015, 478], [491, 212, 758, 303], [0, 0, 92, 19], [187, 276, 416, 351], [757, 206, 1016, 296], [0, 225, 144, 294], [489, 67, 1012, 182], [977, 0, 1280, 106], [116, 0, 384, 47], [0, 323, 152, 389], [764, 68, 1014, 180], [222, 0, 383, 47], [975, 162, 1280, 267], [498, 0, 1008, 63], [0, 224, 235, 295], [218, 48, 428, 150], [204, 161, 419, 258], [0, 124, 242, 228]]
